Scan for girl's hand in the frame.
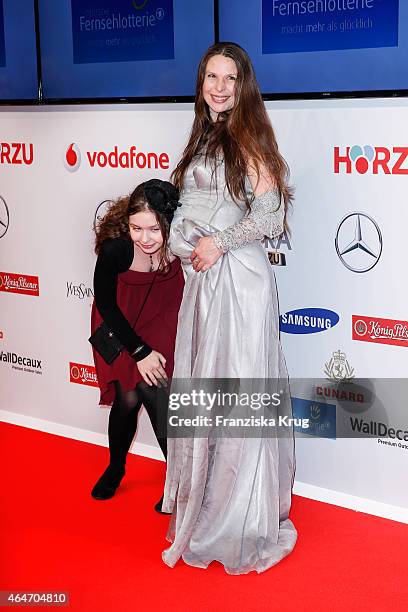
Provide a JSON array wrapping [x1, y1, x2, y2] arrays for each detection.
[[191, 236, 223, 272], [137, 350, 167, 387]]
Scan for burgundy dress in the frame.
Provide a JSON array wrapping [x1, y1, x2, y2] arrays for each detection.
[[91, 256, 184, 405]]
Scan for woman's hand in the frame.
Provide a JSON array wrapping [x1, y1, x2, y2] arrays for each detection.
[[137, 350, 167, 387], [191, 236, 223, 272]]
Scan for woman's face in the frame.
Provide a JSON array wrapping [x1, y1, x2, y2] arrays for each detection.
[[202, 54, 237, 121], [129, 210, 163, 254]]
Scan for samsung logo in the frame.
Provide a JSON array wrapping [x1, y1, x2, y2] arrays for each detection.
[[280, 308, 339, 334]]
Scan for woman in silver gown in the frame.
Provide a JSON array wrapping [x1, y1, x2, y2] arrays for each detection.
[[162, 43, 297, 574]]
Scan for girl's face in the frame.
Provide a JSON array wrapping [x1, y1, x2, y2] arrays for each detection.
[[129, 210, 163, 254], [202, 54, 238, 122]]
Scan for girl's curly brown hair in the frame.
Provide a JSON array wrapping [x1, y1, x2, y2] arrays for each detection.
[[94, 183, 171, 273]]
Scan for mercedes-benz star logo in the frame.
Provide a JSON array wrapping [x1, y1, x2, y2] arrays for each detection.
[[0, 196, 10, 239], [335, 212, 382, 273]]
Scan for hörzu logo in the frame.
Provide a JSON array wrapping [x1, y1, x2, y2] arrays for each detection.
[[280, 308, 339, 334], [334, 145, 408, 175], [1, 350, 42, 375], [0, 142, 34, 165], [335, 212, 382, 273], [0, 196, 9, 238], [0, 272, 40, 296], [352, 315, 408, 347], [66, 281, 94, 300], [70, 362, 99, 387], [324, 350, 355, 382], [64, 143, 81, 172], [64, 144, 169, 171]]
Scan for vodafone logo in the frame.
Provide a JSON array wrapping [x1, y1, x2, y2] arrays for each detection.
[[69, 362, 99, 387], [63, 143, 169, 171], [334, 146, 408, 175], [64, 143, 81, 172]]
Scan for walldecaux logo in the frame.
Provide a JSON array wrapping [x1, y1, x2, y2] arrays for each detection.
[[334, 145, 408, 175], [64, 143, 169, 171]]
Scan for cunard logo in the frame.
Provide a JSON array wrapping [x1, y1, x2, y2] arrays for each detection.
[[69, 362, 99, 387], [324, 350, 355, 382]]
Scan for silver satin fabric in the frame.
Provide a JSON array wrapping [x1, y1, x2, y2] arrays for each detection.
[[162, 154, 297, 574]]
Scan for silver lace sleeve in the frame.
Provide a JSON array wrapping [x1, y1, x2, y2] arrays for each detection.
[[213, 188, 284, 253]]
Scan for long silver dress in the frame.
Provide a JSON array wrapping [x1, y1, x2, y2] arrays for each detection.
[[162, 153, 297, 574]]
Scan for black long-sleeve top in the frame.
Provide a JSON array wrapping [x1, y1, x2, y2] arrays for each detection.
[[93, 238, 152, 361]]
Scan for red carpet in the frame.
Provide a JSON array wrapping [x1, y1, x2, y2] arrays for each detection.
[[1, 421, 407, 611]]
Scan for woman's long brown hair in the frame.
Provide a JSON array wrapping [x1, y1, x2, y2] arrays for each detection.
[[94, 184, 171, 273], [172, 42, 293, 223]]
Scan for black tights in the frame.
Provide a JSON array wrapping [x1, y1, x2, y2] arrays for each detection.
[[108, 381, 168, 471]]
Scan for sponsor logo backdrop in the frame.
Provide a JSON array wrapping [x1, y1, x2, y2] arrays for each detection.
[[0, 99, 407, 515]]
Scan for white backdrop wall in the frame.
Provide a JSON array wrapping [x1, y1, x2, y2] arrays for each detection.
[[1, 99, 407, 522]]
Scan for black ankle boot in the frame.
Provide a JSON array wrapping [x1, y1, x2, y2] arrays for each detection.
[[91, 387, 142, 501], [91, 464, 125, 500]]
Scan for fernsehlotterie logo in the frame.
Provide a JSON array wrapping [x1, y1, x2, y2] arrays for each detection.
[[280, 308, 339, 334], [352, 315, 408, 347], [0, 349, 42, 375], [0, 272, 39, 296], [334, 146, 408, 175], [70, 362, 99, 387], [0, 142, 34, 165], [63, 143, 169, 171], [132, 0, 149, 9], [72, 0, 174, 64], [64, 143, 81, 172]]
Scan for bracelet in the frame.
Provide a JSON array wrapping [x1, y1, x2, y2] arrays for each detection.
[[131, 344, 153, 362]]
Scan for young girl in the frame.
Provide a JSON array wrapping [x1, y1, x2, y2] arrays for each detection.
[[90, 179, 184, 511]]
